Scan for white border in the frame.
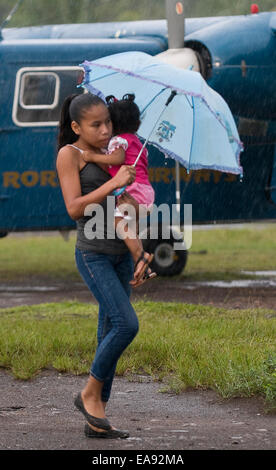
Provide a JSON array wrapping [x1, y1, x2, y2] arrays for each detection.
[[12, 66, 83, 127], [19, 72, 60, 110]]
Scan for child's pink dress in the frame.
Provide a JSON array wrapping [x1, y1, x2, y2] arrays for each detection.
[[107, 133, 155, 211]]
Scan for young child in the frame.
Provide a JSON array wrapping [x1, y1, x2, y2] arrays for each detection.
[[83, 93, 156, 281]]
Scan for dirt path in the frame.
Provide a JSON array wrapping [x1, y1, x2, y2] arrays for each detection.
[[0, 370, 275, 451]]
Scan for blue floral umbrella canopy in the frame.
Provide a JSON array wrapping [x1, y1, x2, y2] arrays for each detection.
[[80, 51, 243, 177]]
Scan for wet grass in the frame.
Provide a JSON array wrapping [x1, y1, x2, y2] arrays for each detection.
[[0, 233, 80, 283], [1, 224, 276, 282], [0, 301, 275, 411], [185, 224, 276, 281]]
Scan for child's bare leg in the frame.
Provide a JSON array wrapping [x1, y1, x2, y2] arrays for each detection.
[[114, 216, 142, 262], [114, 215, 153, 280], [116, 193, 156, 280]]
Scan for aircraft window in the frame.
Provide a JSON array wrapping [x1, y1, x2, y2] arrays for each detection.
[[20, 73, 59, 109], [13, 67, 84, 127]]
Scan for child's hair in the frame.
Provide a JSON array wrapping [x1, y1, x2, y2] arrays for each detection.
[[106, 93, 140, 135], [57, 93, 106, 150]]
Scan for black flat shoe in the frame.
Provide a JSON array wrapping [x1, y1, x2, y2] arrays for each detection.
[[84, 423, 129, 439], [74, 393, 111, 431]]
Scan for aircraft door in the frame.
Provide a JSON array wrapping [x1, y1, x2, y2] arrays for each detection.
[[1, 66, 84, 232]]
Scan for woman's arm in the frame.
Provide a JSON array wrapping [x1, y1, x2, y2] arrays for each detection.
[[83, 148, 125, 166], [56, 146, 135, 221]]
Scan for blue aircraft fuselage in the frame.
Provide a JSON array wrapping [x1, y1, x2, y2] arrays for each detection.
[[0, 12, 276, 233]]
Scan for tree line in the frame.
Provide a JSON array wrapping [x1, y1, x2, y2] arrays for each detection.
[[1, 0, 275, 28]]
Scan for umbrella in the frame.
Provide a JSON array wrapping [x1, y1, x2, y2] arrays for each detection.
[[79, 51, 243, 181]]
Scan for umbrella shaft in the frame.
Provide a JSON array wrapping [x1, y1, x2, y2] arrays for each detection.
[[133, 105, 168, 168], [133, 89, 177, 167]]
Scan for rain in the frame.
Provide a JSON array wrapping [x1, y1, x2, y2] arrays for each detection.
[[0, 0, 276, 454]]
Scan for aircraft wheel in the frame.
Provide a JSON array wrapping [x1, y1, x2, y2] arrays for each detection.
[[142, 229, 188, 276], [0, 231, 8, 238]]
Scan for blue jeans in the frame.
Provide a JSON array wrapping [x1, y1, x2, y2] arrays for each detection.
[[75, 248, 139, 402]]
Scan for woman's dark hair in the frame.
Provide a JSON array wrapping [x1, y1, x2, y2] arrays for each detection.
[[57, 93, 106, 150], [107, 93, 140, 135]]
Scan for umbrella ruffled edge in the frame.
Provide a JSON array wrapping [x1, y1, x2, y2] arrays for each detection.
[[139, 135, 244, 179]]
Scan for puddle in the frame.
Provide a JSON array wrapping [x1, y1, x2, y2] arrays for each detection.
[[181, 270, 276, 289], [242, 271, 276, 277], [202, 279, 276, 288], [205, 270, 276, 288], [168, 430, 189, 433], [0, 286, 59, 292], [184, 279, 276, 289]]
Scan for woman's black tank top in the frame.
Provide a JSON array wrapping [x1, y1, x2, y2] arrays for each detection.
[[76, 161, 127, 255]]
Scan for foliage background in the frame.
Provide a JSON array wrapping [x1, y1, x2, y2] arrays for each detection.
[[0, 0, 276, 27]]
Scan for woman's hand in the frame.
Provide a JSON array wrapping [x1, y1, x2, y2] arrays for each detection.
[[112, 165, 136, 189]]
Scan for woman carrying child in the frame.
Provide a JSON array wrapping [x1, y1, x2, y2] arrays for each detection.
[[56, 92, 154, 439]]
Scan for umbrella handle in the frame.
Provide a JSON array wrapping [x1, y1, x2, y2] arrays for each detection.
[[113, 186, 127, 197], [112, 161, 136, 197], [165, 90, 177, 106]]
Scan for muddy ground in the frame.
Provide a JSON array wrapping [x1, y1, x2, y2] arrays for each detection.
[[1, 276, 276, 311], [0, 273, 276, 454]]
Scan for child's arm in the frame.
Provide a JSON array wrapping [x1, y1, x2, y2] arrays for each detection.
[[83, 148, 125, 166]]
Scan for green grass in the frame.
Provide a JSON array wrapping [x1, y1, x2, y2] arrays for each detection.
[[0, 301, 275, 411], [0, 234, 80, 282], [1, 225, 276, 282], [185, 224, 276, 280]]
